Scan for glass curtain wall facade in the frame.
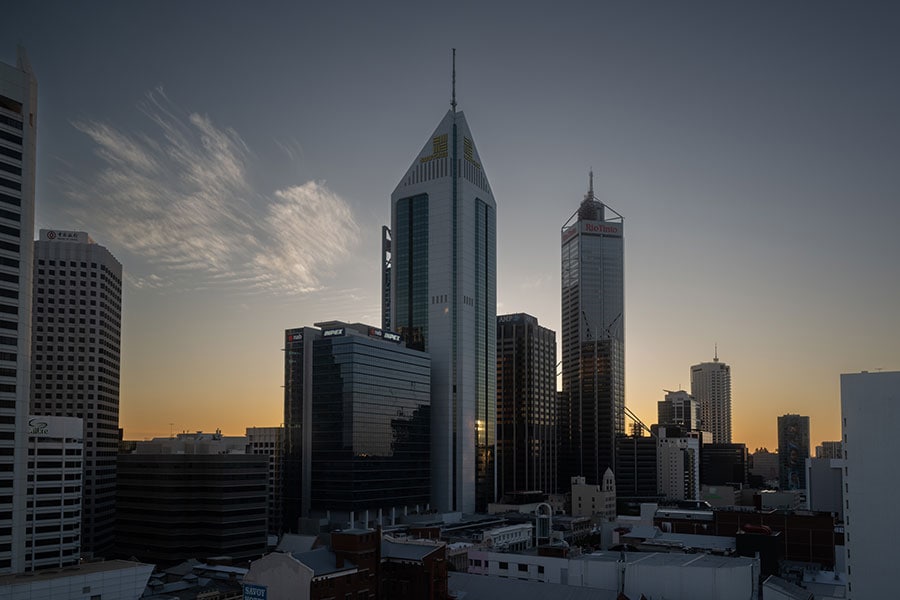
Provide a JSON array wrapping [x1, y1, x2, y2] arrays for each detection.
[[389, 105, 497, 513], [284, 323, 431, 524], [496, 313, 557, 498], [559, 177, 624, 491], [310, 328, 430, 512]]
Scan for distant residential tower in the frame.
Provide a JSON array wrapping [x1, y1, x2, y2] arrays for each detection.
[[691, 353, 732, 444]]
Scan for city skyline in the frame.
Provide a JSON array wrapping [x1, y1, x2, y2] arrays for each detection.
[[3, 2, 899, 452]]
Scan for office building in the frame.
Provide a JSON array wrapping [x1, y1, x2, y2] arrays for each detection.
[[805, 457, 843, 519], [25, 415, 83, 570], [777, 414, 809, 492], [283, 322, 431, 527], [496, 313, 557, 498], [0, 48, 37, 575], [657, 390, 700, 431], [840, 370, 900, 599], [384, 67, 496, 513], [656, 427, 700, 502], [700, 443, 748, 486], [815, 441, 842, 459], [247, 426, 284, 535], [30, 229, 122, 558], [116, 431, 268, 564], [749, 448, 779, 485], [615, 434, 659, 501], [691, 353, 731, 443], [559, 173, 624, 490]]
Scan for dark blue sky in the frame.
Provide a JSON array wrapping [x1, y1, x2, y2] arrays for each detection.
[[4, 1, 898, 446]]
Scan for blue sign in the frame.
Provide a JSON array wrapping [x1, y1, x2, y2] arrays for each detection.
[[243, 583, 267, 600]]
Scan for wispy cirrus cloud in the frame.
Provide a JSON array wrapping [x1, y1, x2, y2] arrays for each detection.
[[63, 89, 359, 294]]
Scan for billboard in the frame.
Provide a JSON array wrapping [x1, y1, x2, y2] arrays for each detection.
[[39, 229, 91, 243], [243, 584, 267, 600]]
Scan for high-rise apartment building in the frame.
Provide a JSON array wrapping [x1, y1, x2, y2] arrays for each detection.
[[30, 230, 122, 557], [385, 70, 496, 513], [0, 48, 37, 575], [776, 413, 809, 492], [559, 173, 624, 490], [840, 370, 900, 600], [496, 313, 557, 498], [656, 426, 700, 502], [283, 322, 431, 527], [690, 354, 732, 443]]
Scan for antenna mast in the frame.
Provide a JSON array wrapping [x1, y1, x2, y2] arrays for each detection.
[[451, 48, 457, 113]]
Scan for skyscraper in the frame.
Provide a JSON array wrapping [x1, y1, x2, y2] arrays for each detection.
[[690, 353, 732, 443], [386, 59, 497, 513], [559, 173, 624, 489], [840, 370, 900, 600], [496, 313, 557, 498], [0, 48, 37, 575], [776, 413, 809, 492], [657, 390, 700, 431], [31, 230, 122, 557], [282, 322, 431, 527]]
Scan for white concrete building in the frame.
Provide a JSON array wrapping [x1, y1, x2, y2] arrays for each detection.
[[805, 457, 843, 518], [25, 415, 82, 570], [571, 470, 615, 520], [840, 370, 900, 600], [691, 354, 732, 443], [480, 523, 533, 552], [30, 229, 122, 557], [0, 559, 152, 600], [133, 429, 247, 454], [657, 427, 700, 501], [0, 48, 37, 575], [467, 549, 759, 600]]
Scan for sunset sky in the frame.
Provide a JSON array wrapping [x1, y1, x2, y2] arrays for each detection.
[[4, 1, 899, 451]]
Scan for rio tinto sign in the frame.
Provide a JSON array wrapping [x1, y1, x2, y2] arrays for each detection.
[[581, 221, 622, 237]]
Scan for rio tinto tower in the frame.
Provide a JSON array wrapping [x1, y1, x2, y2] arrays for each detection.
[[559, 173, 625, 490]]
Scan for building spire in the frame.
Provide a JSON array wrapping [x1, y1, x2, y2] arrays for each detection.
[[714, 343, 718, 362], [451, 48, 457, 113]]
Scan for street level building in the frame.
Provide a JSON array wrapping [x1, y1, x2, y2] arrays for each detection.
[[0, 48, 37, 575], [384, 68, 497, 512], [116, 432, 268, 564], [559, 173, 625, 491], [283, 322, 431, 528], [496, 313, 557, 498], [840, 370, 900, 600], [30, 229, 122, 558]]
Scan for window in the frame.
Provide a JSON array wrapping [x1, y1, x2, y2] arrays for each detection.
[[499, 562, 508, 570], [517, 564, 528, 572]]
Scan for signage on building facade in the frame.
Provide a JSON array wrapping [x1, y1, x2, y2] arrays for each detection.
[[40, 229, 89, 243], [580, 221, 622, 237], [242, 584, 267, 600], [28, 418, 49, 436], [368, 327, 402, 343], [322, 328, 345, 338]]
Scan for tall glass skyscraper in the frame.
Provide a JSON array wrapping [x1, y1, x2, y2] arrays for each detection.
[[387, 78, 497, 513], [559, 173, 624, 490]]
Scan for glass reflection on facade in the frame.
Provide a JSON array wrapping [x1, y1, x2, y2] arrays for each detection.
[[496, 313, 557, 498], [283, 322, 431, 521], [560, 177, 625, 490]]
